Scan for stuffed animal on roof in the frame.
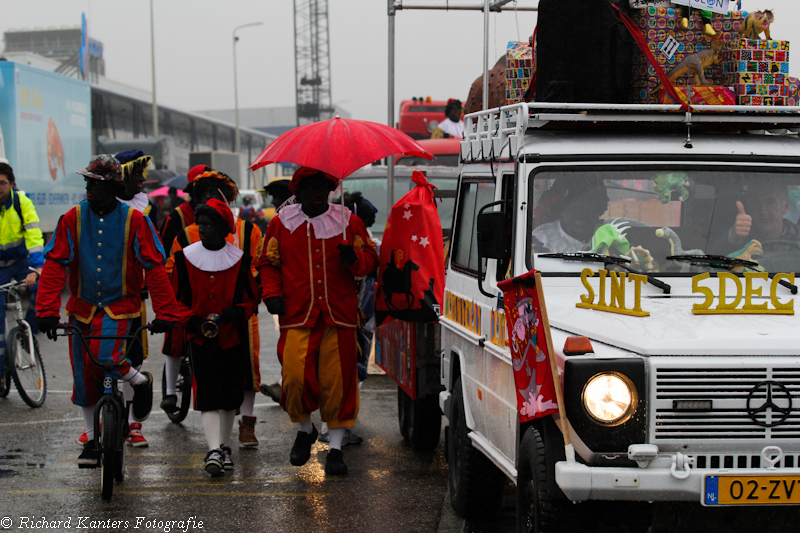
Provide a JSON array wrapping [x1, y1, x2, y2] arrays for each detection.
[[679, 6, 716, 38], [742, 10, 774, 40]]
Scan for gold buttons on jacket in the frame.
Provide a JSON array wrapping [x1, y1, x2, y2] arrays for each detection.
[[210, 275, 215, 280]]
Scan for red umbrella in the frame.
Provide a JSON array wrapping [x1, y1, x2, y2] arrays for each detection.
[[248, 117, 433, 177], [249, 116, 434, 240]]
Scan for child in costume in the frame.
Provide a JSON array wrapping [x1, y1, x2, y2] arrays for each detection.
[[170, 198, 259, 475], [162, 171, 264, 448]]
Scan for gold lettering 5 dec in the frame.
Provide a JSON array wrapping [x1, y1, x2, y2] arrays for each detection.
[[576, 268, 650, 317], [692, 272, 795, 315]]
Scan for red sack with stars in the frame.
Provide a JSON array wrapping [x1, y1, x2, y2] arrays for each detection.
[[375, 170, 444, 326]]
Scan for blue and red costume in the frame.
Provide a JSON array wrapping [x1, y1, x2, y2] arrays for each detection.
[[37, 201, 178, 406]]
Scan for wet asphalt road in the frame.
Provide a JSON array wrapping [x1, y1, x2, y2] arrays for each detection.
[[4, 298, 796, 533], [0, 301, 469, 533]]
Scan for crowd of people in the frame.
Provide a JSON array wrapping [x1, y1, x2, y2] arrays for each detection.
[[1, 152, 380, 477]]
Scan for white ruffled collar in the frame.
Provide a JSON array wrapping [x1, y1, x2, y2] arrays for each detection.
[[280, 202, 350, 240], [183, 241, 243, 272], [118, 192, 150, 214]]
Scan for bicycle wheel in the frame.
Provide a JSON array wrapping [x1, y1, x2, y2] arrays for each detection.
[[114, 418, 126, 482], [9, 326, 46, 407], [0, 357, 11, 398], [162, 358, 192, 423], [99, 402, 116, 500]]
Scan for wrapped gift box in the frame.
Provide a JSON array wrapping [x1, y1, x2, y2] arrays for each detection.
[[731, 38, 790, 51], [788, 77, 800, 106], [723, 72, 787, 85], [733, 83, 790, 97], [659, 85, 736, 105], [505, 41, 533, 105], [630, 7, 747, 104], [723, 39, 791, 104], [738, 96, 786, 106]]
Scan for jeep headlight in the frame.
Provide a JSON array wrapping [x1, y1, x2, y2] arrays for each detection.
[[582, 372, 637, 426]]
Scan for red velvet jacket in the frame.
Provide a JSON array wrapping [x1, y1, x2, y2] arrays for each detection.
[[258, 203, 378, 330]]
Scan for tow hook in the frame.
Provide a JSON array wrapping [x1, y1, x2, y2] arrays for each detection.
[[762, 446, 783, 470], [670, 452, 693, 480]]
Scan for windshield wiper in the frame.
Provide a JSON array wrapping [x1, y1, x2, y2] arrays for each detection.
[[666, 254, 758, 269], [538, 252, 671, 294], [667, 254, 798, 294]]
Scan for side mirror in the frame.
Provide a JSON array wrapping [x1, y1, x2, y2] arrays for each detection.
[[475, 201, 511, 298], [477, 211, 510, 260]]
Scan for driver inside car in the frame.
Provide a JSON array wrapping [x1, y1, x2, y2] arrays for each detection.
[[531, 177, 613, 254], [710, 181, 800, 257]]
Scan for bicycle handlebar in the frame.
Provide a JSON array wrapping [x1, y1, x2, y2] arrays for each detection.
[[0, 279, 29, 292], [53, 323, 153, 373]]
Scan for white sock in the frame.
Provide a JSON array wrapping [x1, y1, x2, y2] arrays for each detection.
[[299, 418, 312, 434], [81, 406, 95, 441], [164, 356, 182, 396], [121, 367, 147, 386], [321, 422, 328, 433], [220, 410, 236, 445], [201, 411, 222, 451], [328, 427, 345, 450], [121, 379, 134, 404], [240, 390, 256, 417]]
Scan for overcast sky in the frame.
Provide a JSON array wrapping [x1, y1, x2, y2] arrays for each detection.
[[1, 1, 799, 125]]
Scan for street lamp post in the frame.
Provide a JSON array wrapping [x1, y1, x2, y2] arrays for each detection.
[[233, 22, 263, 188]]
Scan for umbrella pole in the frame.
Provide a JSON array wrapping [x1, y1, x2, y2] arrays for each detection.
[[341, 184, 346, 243]]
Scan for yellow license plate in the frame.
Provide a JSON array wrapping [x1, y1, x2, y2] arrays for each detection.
[[704, 475, 800, 506]]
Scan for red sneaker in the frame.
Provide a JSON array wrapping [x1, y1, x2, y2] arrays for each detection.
[[126, 422, 149, 448], [77, 430, 88, 446]]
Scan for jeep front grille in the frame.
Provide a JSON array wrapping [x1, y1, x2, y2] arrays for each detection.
[[653, 362, 800, 442]]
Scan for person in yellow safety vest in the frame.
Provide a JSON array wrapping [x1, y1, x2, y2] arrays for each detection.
[[0, 160, 44, 396]]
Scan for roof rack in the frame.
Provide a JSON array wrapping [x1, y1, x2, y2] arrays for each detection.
[[461, 102, 800, 163]]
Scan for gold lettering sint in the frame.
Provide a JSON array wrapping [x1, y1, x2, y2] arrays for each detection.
[[692, 272, 794, 315], [576, 268, 650, 317]]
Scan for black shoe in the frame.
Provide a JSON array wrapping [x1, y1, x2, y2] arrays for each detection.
[[220, 443, 234, 471], [260, 382, 282, 403], [289, 424, 318, 466], [325, 448, 348, 476], [132, 371, 153, 422], [160, 394, 177, 413], [204, 449, 224, 476], [78, 440, 100, 468]]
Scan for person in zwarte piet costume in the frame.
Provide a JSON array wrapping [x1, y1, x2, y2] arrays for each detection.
[[36, 154, 177, 467], [257, 166, 379, 476], [170, 198, 259, 475], [161, 170, 264, 447]]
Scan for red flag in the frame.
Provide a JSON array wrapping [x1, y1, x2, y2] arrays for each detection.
[[375, 171, 445, 326], [498, 270, 559, 423]]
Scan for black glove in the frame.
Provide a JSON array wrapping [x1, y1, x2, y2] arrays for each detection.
[[149, 319, 176, 333], [187, 316, 204, 336], [219, 306, 246, 324], [338, 244, 357, 266], [38, 316, 59, 341], [266, 297, 285, 316]]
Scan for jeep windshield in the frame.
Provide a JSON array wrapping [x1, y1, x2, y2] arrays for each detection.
[[529, 167, 800, 274]]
